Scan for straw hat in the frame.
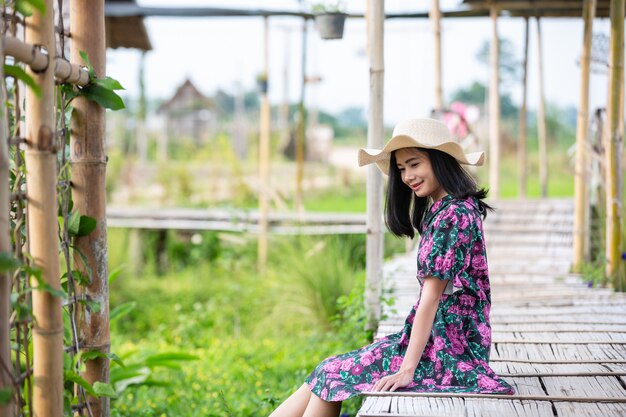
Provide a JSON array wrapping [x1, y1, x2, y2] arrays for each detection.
[[358, 117, 485, 175]]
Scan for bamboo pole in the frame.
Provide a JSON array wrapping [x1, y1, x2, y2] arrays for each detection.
[[365, 0, 384, 331], [295, 18, 307, 214], [489, 3, 500, 199], [573, 0, 596, 272], [0, 34, 14, 417], [536, 17, 549, 198], [605, 0, 624, 280], [430, 0, 443, 111], [70, 1, 110, 416], [258, 16, 270, 272], [24, 1, 64, 416], [137, 51, 148, 162], [3, 36, 89, 85], [518, 17, 529, 199]]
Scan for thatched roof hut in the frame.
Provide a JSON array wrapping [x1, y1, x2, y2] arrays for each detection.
[[105, 0, 152, 51]]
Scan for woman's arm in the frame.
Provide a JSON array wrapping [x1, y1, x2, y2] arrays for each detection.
[[372, 276, 448, 392]]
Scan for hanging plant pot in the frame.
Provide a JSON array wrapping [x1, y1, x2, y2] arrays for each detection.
[[314, 13, 347, 40]]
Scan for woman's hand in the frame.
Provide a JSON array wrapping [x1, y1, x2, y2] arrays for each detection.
[[372, 369, 414, 392]]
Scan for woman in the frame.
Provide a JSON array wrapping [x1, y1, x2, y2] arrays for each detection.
[[269, 118, 514, 417]]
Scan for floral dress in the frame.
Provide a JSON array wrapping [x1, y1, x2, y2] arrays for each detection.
[[305, 195, 515, 402]]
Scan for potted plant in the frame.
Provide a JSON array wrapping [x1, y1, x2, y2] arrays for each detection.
[[310, 1, 347, 40]]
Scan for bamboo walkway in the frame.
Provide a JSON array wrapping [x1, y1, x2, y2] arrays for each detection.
[[358, 198, 626, 417]]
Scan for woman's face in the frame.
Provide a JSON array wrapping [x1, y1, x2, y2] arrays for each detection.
[[394, 148, 447, 201]]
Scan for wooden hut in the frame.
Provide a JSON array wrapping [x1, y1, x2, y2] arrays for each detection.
[[105, 0, 152, 51]]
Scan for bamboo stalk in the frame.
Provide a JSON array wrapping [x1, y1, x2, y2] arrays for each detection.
[[605, 0, 625, 281], [69, 1, 110, 416], [518, 17, 529, 198], [295, 19, 307, 214], [25, 1, 64, 416], [3, 36, 89, 85], [0, 33, 14, 417], [536, 17, 549, 198], [258, 16, 270, 272], [573, 0, 596, 272], [488, 3, 500, 199], [364, 0, 384, 331], [430, 0, 443, 111]]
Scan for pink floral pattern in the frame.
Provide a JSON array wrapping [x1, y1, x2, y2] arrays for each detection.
[[306, 196, 514, 401]]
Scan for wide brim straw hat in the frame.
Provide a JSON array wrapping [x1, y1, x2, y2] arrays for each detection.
[[358, 117, 485, 175]]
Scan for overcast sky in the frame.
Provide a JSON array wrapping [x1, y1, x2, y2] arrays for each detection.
[[106, 0, 614, 125]]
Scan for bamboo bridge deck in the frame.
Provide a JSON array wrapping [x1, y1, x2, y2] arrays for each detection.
[[358, 198, 626, 417]]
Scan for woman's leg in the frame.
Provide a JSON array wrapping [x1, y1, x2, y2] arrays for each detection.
[[268, 384, 311, 417], [302, 392, 341, 417]]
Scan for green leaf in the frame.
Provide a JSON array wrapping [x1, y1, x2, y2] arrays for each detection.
[[76, 215, 97, 237], [16, 0, 46, 16], [79, 51, 95, 78], [0, 387, 12, 405], [110, 301, 136, 324], [4, 64, 41, 97], [144, 352, 199, 369], [93, 77, 125, 91], [93, 382, 117, 398], [70, 245, 93, 284], [80, 83, 125, 110], [67, 210, 81, 236], [64, 369, 96, 397], [108, 264, 125, 285], [0, 252, 21, 272]]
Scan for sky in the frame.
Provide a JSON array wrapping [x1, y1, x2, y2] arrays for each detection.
[[106, 0, 614, 125]]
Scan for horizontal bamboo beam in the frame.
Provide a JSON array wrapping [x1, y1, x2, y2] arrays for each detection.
[[4, 36, 89, 85], [491, 358, 626, 364], [362, 392, 626, 403]]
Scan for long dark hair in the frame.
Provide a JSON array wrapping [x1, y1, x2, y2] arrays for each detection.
[[384, 147, 493, 239]]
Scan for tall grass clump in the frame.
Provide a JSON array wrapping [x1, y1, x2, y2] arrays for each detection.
[[268, 235, 365, 329]]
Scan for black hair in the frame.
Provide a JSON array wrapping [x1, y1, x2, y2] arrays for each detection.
[[384, 147, 493, 239]]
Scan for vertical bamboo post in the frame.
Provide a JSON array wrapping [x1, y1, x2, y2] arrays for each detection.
[[573, 0, 596, 272], [430, 0, 443, 111], [137, 51, 148, 163], [295, 18, 308, 214], [605, 0, 625, 280], [25, 1, 64, 416], [518, 17, 529, 199], [70, 1, 110, 415], [258, 16, 271, 272], [280, 30, 290, 152], [536, 17, 549, 198], [365, 0, 384, 331], [0, 34, 14, 417], [488, 3, 500, 199]]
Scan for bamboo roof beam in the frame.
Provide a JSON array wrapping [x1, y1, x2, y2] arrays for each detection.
[[3, 36, 89, 85]]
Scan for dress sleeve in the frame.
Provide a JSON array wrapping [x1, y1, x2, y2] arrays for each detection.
[[417, 205, 473, 295]]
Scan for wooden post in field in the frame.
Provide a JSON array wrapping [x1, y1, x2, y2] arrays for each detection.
[[25, 1, 64, 415], [605, 0, 624, 281], [365, 0, 384, 331], [489, 3, 500, 199], [137, 51, 148, 163], [295, 18, 308, 214], [536, 17, 548, 198], [0, 34, 14, 417], [70, 1, 110, 415], [573, 0, 596, 272], [258, 16, 271, 272], [430, 0, 443, 111], [518, 17, 529, 199]]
